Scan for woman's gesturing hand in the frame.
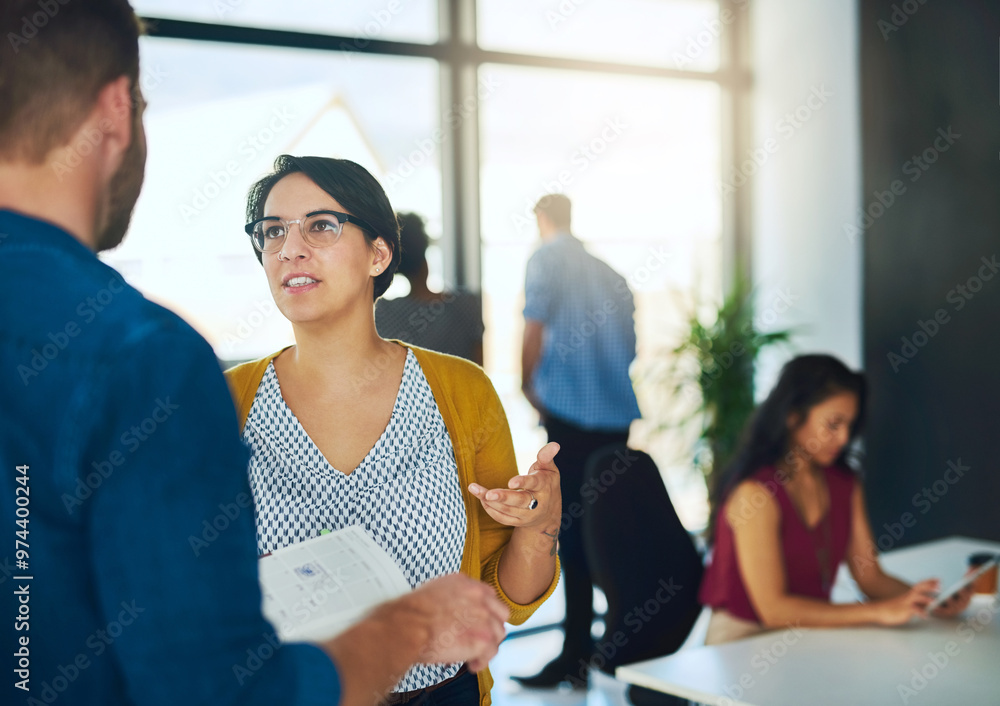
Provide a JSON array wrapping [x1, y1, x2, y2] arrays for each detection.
[[468, 442, 562, 530]]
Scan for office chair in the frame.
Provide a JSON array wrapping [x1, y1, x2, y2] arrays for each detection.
[[581, 445, 704, 705]]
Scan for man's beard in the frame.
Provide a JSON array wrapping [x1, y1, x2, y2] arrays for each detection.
[[95, 120, 146, 253]]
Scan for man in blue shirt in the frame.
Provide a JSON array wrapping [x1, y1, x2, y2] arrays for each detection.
[[517, 194, 641, 689], [0, 2, 506, 705]]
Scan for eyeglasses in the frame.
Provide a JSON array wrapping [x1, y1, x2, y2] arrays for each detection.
[[244, 210, 375, 253]]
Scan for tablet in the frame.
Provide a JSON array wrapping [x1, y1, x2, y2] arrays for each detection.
[[926, 554, 999, 612]]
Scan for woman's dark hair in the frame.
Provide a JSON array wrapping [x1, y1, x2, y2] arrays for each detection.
[[395, 211, 429, 281], [245, 155, 401, 300], [706, 354, 867, 543]]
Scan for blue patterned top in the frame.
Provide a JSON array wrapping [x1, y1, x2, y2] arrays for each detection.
[[243, 349, 467, 691], [523, 232, 642, 430]]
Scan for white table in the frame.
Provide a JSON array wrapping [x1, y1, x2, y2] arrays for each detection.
[[616, 536, 1000, 705]]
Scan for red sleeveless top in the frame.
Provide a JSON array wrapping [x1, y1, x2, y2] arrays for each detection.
[[698, 466, 856, 622]]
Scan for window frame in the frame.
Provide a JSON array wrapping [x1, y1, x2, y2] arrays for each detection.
[[140, 0, 751, 292]]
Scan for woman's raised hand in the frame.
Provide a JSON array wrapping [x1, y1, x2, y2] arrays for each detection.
[[468, 442, 561, 529]]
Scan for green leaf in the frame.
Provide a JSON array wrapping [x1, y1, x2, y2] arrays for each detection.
[[647, 274, 793, 507]]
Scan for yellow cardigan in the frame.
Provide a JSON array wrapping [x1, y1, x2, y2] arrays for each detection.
[[225, 343, 559, 704]]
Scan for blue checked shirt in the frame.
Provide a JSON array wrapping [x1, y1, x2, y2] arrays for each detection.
[[0, 210, 340, 705], [523, 233, 641, 430]]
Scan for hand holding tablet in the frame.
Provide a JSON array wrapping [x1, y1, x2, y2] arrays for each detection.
[[927, 554, 999, 614]]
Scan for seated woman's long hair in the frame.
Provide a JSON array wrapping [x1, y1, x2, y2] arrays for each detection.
[[705, 354, 867, 544]]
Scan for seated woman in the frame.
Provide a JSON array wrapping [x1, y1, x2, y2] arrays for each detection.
[[225, 155, 561, 704], [698, 354, 971, 645]]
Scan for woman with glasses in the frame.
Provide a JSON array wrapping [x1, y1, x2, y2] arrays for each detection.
[[225, 155, 561, 704]]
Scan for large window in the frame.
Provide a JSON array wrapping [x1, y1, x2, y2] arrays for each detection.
[[121, 1, 738, 529], [132, 0, 439, 43], [105, 39, 439, 362], [478, 65, 722, 526], [478, 0, 722, 71]]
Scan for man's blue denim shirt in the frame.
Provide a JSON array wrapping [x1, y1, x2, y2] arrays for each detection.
[[0, 210, 340, 705]]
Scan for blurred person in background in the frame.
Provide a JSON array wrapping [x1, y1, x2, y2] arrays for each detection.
[[517, 193, 642, 689], [699, 354, 972, 645], [0, 2, 508, 704], [375, 211, 484, 365]]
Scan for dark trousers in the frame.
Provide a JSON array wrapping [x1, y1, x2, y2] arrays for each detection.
[[392, 670, 479, 705], [544, 414, 630, 658]]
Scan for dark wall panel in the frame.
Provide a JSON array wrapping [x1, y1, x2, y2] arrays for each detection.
[[861, 0, 1000, 547]]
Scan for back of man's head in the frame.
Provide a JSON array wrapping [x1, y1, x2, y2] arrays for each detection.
[[0, 0, 142, 164], [533, 193, 572, 232]]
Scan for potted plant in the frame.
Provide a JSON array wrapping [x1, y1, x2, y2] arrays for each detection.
[[650, 278, 793, 501]]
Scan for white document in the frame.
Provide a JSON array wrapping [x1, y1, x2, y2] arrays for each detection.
[[258, 525, 411, 643]]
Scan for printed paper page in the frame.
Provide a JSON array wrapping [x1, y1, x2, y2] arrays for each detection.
[[259, 525, 411, 643]]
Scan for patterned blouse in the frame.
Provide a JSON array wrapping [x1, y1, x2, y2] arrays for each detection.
[[243, 349, 468, 691]]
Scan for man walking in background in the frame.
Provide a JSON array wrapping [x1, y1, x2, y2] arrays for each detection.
[[517, 193, 642, 688]]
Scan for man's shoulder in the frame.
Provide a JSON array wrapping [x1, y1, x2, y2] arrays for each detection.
[[69, 271, 214, 374], [10, 259, 206, 364], [87, 270, 207, 357], [525, 238, 572, 284]]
